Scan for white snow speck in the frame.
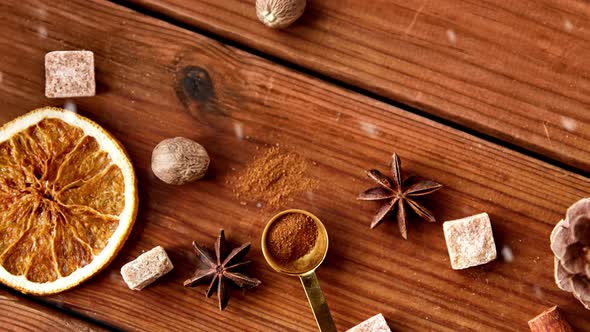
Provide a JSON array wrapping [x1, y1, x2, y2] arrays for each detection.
[[560, 116, 577, 132], [564, 19, 574, 32], [501, 246, 514, 263], [533, 285, 544, 299], [52, 295, 65, 308], [446, 29, 457, 44], [359, 121, 379, 137], [37, 26, 48, 39], [36, 7, 47, 18], [233, 122, 244, 140], [64, 100, 77, 113]]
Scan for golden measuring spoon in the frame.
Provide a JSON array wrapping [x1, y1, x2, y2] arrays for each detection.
[[261, 209, 337, 332]]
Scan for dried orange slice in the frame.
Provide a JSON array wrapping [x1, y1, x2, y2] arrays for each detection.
[[0, 107, 137, 294]]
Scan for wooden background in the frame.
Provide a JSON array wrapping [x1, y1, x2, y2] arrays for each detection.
[[129, 0, 590, 172], [1, 0, 589, 331]]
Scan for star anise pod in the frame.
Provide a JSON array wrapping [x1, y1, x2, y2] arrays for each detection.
[[358, 153, 442, 239], [183, 229, 261, 310]]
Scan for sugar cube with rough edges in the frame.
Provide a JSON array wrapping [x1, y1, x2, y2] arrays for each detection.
[[121, 246, 173, 290], [346, 314, 391, 332], [443, 213, 497, 270], [45, 50, 95, 98]]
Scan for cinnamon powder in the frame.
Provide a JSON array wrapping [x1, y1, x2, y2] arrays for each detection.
[[232, 147, 318, 207], [267, 213, 318, 265]]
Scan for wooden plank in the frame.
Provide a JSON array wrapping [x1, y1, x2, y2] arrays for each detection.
[[0, 288, 109, 332], [128, 0, 590, 171], [0, 0, 589, 330]]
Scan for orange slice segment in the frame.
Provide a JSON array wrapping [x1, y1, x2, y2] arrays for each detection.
[[0, 107, 137, 294]]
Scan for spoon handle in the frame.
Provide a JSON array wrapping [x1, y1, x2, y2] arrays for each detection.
[[300, 272, 337, 332]]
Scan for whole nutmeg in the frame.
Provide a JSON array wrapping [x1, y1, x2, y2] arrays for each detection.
[[256, 0, 306, 29], [151, 137, 210, 185]]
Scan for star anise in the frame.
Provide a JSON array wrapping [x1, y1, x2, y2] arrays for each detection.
[[358, 153, 442, 239], [183, 229, 261, 310]]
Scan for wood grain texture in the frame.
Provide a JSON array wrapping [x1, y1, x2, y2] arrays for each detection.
[[0, 288, 108, 332], [1, 0, 590, 331], [128, 0, 590, 171]]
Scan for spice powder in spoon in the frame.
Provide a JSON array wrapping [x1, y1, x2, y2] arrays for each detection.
[[266, 212, 321, 271]]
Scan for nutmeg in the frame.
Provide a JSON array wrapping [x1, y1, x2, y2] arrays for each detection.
[[256, 0, 306, 29], [151, 137, 210, 185]]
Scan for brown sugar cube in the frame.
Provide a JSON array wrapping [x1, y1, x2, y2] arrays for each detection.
[[346, 314, 391, 332], [121, 246, 173, 290], [45, 50, 95, 98], [528, 306, 573, 332], [443, 213, 497, 270]]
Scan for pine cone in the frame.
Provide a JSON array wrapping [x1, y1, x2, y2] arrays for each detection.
[[550, 198, 590, 310]]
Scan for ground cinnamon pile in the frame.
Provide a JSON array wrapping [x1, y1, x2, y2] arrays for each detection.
[[232, 147, 318, 207], [267, 213, 318, 265]]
